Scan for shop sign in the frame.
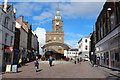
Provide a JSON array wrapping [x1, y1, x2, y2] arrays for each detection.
[[6, 65, 11, 72], [12, 65, 18, 73], [5, 47, 13, 53]]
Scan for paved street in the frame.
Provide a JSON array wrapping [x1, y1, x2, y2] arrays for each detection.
[[2, 61, 113, 78]]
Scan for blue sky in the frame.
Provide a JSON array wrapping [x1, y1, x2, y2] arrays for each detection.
[[8, 2, 105, 49]]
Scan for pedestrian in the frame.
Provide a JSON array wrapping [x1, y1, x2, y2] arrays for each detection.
[[34, 60, 39, 72], [77, 57, 80, 63], [49, 56, 53, 67], [91, 60, 94, 67], [74, 58, 77, 64], [79, 57, 82, 64], [18, 58, 22, 67]]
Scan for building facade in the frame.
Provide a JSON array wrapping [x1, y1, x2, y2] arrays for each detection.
[[16, 16, 29, 63], [78, 36, 91, 61], [31, 30, 39, 60], [64, 49, 78, 59], [95, 1, 120, 70], [89, 31, 96, 63], [45, 9, 64, 59], [0, 1, 16, 70]]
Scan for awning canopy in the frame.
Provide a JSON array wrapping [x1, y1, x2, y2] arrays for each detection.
[[41, 41, 72, 50]]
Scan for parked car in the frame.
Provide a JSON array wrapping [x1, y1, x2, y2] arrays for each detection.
[[84, 58, 90, 61]]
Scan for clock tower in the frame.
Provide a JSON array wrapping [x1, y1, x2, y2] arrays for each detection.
[[52, 9, 63, 32], [46, 8, 64, 55]]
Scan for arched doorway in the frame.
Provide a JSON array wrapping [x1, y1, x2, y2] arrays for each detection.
[[41, 41, 71, 60]]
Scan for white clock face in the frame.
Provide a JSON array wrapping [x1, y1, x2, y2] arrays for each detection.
[[56, 22, 59, 26]]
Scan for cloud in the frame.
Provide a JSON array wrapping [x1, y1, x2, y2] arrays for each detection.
[[14, 3, 42, 16], [5, 0, 107, 2], [65, 40, 79, 48], [65, 32, 84, 38], [34, 27, 46, 55], [60, 2, 105, 19], [33, 12, 53, 21]]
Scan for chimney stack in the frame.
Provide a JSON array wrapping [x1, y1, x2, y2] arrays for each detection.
[[3, 0, 8, 12]]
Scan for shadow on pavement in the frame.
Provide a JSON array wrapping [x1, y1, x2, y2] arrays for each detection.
[[36, 69, 43, 72]]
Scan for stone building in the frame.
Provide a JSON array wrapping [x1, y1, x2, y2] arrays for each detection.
[[95, 0, 120, 70], [45, 9, 64, 59], [31, 30, 39, 60], [16, 16, 29, 63], [0, 0, 16, 71]]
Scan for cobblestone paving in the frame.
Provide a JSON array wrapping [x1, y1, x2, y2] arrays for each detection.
[[2, 61, 107, 78]]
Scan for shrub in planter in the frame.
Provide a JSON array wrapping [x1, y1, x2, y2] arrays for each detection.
[[65, 57, 70, 61], [41, 56, 46, 61]]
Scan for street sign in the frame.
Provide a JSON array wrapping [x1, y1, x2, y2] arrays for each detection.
[[12, 65, 18, 73], [6, 65, 11, 72]]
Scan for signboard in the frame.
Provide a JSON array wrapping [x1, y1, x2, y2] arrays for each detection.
[[6, 65, 11, 72], [12, 65, 18, 73]]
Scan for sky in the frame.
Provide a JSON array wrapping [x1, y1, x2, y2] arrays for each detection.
[[3, 1, 105, 54]]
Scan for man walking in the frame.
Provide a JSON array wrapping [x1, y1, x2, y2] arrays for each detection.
[[49, 56, 53, 67]]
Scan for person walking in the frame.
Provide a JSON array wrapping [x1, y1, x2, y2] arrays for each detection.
[[34, 60, 39, 72], [91, 60, 94, 67], [49, 56, 53, 67], [74, 58, 77, 64], [77, 57, 80, 63]]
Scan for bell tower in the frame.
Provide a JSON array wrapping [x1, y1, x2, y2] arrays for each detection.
[[52, 9, 63, 32], [46, 4, 64, 56]]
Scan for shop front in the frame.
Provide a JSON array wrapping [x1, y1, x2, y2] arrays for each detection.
[[110, 48, 120, 70], [4, 46, 13, 65]]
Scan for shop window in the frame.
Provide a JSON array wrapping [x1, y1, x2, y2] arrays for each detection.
[[110, 12, 116, 30]]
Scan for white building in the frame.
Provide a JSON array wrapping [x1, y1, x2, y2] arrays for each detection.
[[78, 35, 91, 61], [0, 0, 16, 70], [64, 49, 78, 59]]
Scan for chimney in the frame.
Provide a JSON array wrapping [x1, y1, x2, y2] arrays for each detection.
[[13, 8, 16, 14], [3, 0, 8, 12], [19, 16, 24, 22]]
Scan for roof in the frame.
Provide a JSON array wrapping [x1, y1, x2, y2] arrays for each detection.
[[69, 49, 78, 51], [0, 4, 12, 11], [41, 41, 72, 50]]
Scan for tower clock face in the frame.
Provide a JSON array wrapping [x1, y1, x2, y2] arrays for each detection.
[[56, 22, 59, 26]]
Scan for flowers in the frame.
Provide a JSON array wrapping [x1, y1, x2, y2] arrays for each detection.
[[65, 57, 70, 61], [41, 56, 46, 61]]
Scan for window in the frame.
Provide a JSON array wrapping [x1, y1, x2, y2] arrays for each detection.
[[110, 12, 115, 30], [5, 33, 8, 44], [10, 36, 13, 46], [0, 12, 2, 24], [85, 39, 87, 43], [116, 2, 120, 24], [5, 17, 9, 28], [85, 46, 88, 50], [54, 37, 56, 40], [11, 22, 15, 31], [59, 37, 62, 40], [48, 36, 52, 40]]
